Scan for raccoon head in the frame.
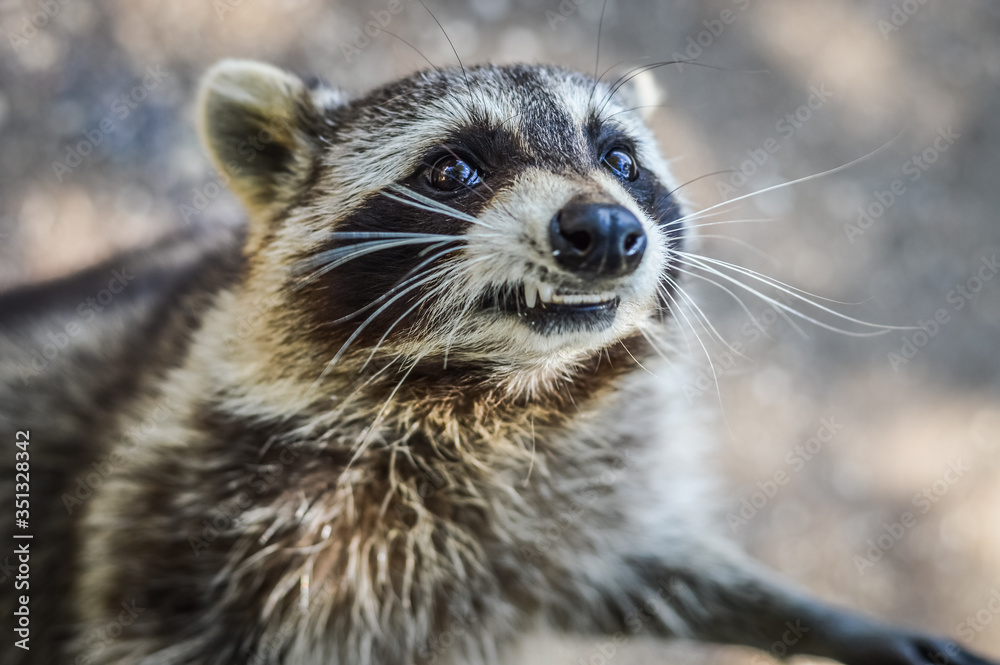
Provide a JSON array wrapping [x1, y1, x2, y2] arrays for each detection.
[[198, 59, 686, 401]]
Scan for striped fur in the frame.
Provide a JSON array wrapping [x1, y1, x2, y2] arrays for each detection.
[[0, 60, 993, 665]]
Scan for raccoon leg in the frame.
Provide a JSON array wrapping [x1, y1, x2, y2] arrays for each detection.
[[619, 544, 998, 665]]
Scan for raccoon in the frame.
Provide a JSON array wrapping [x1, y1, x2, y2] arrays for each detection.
[[0, 59, 995, 665]]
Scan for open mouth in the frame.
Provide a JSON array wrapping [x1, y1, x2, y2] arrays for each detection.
[[483, 278, 620, 335]]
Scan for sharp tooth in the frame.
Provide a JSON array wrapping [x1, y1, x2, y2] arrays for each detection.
[[524, 280, 537, 308], [546, 291, 618, 305], [538, 283, 554, 303]]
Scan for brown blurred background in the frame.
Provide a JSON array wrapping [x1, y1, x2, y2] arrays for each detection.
[[1, 0, 998, 662]]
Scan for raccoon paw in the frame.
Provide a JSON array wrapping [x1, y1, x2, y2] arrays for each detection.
[[838, 632, 997, 665]]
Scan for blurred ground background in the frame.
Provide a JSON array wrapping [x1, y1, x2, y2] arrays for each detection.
[[1, 0, 999, 663]]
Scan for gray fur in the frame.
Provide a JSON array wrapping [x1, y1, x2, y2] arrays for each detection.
[[0, 60, 993, 665]]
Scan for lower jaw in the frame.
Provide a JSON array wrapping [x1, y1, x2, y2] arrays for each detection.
[[501, 300, 620, 336]]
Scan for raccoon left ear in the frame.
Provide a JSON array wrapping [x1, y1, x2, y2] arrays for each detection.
[[197, 59, 345, 221], [619, 68, 665, 122]]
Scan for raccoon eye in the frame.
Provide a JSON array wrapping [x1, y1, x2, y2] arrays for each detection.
[[602, 148, 638, 182], [427, 155, 481, 192]]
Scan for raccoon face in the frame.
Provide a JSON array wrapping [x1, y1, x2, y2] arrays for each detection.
[[198, 60, 686, 385]]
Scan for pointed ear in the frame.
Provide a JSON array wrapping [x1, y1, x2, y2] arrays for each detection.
[[197, 59, 344, 220], [620, 68, 665, 122]]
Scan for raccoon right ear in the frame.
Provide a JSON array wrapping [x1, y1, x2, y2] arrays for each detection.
[[197, 59, 344, 220]]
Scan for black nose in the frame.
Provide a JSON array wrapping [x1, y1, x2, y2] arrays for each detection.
[[549, 202, 647, 278]]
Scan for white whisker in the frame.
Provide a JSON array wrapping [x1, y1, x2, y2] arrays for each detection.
[[678, 251, 903, 328], [309, 270, 449, 391], [695, 234, 781, 268], [679, 251, 871, 307], [346, 351, 428, 471], [663, 273, 750, 360], [619, 339, 656, 376], [682, 217, 779, 231], [384, 185, 497, 230], [325, 231, 459, 241], [436, 261, 496, 368], [671, 264, 793, 341], [676, 255, 893, 337], [657, 279, 726, 407], [293, 237, 460, 289], [329, 245, 467, 326], [673, 137, 903, 226], [361, 262, 471, 371]]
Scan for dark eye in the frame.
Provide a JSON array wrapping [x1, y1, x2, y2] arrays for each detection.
[[427, 155, 481, 192], [602, 148, 638, 181]]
